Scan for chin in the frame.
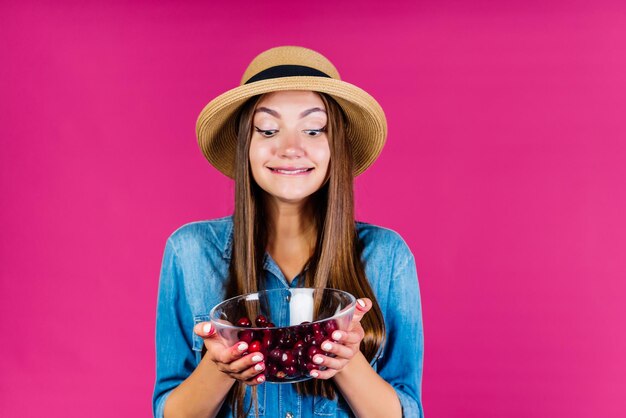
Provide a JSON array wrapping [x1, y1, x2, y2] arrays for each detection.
[[274, 194, 313, 204], [261, 183, 322, 200], [263, 187, 318, 203], [254, 175, 326, 203]]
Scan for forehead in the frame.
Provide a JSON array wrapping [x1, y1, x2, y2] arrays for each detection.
[[255, 90, 326, 112]]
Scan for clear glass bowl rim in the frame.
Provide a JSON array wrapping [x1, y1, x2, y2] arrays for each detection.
[[209, 287, 356, 330]]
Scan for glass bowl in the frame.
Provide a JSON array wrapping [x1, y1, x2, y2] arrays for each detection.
[[209, 287, 356, 383]]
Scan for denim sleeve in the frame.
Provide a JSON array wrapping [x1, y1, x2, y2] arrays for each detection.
[[152, 237, 196, 418], [377, 237, 425, 418]]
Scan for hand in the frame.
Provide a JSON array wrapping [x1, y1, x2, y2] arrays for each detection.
[[308, 298, 372, 380], [193, 322, 267, 386]]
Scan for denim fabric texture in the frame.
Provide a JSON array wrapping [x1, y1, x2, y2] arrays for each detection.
[[153, 215, 424, 417]]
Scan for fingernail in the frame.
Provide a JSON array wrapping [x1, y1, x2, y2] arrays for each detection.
[[332, 331, 342, 341], [310, 371, 319, 378], [322, 342, 332, 351], [357, 299, 366, 308], [202, 323, 212, 334], [314, 356, 324, 364], [254, 363, 264, 371], [257, 375, 265, 383], [252, 355, 263, 362], [237, 343, 248, 352]]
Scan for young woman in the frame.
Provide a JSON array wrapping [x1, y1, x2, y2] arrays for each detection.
[[153, 46, 424, 418]]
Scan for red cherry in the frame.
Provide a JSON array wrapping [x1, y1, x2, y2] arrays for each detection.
[[269, 348, 283, 363], [323, 320, 338, 335], [274, 328, 285, 340], [279, 331, 296, 348], [252, 330, 264, 342], [297, 325, 311, 338], [267, 363, 279, 376], [266, 322, 276, 328], [293, 345, 306, 358], [262, 334, 273, 353], [236, 317, 252, 327], [237, 329, 254, 343], [284, 365, 298, 376], [281, 351, 296, 367], [255, 314, 268, 327], [293, 346, 306, 368], [307, 345, 322, 361], [313, 329, 326, 345], [248, 340, 262, 353]]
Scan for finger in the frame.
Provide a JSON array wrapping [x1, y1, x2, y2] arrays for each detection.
[[239, 361, 265, 381], [309, 367, 337, 380], [319, 339, 355, 359], [216, 361, 265, 383], [226, 352, 265, 375], [193, 322, 225, 361], [330, 330, 363, 346], [244, 373, 267, 386], [216, 340, 250, 364], [311, 352, 347, 371], [351, 298, 372, 323], [194, 322, 217, 338]]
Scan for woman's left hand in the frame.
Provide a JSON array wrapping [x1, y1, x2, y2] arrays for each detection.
[[309, 297, 372, 380]]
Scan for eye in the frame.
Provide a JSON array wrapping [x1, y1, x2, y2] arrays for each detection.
[[303, 127, 327, 137], [254, 126, 278, 138]]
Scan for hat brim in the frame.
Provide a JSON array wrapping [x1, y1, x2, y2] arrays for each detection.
[[195, 76, 387, 179]]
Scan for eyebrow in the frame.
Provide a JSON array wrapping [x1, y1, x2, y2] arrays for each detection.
[[254, 107, 327, 119]]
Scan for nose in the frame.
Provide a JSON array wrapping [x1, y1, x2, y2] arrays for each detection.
[[277, 129, 305, 159]]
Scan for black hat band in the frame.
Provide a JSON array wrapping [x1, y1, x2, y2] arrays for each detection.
[[244, 65, 332, 84]]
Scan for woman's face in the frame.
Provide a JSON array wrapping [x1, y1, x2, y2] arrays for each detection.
[[249, 90, 330, 205]]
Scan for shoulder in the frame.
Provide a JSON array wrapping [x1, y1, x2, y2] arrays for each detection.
[[355, 220, 413, 257], [355, 220, 415, 279], [166, 215, 233, 257]]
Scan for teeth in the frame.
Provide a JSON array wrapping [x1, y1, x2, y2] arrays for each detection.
[[272, 168, 311, 174]]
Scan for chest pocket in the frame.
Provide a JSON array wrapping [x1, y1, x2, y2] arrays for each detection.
[[192, 314, 266, 416], [314, 394, 354, 417], [313, 395, 337, 416]]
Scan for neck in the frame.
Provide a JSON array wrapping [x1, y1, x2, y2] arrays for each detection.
[[264, 197, 316, 250]]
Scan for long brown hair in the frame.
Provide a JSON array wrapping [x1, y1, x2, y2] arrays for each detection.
[[225, 91, 386, 418]]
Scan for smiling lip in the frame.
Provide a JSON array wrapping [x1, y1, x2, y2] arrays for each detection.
[[267, 167, 315, 175]]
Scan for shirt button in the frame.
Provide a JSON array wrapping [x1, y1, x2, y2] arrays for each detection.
[[285, 412, 294, 418]]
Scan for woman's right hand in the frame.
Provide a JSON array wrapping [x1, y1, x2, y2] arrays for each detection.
[[193, 322, 266, 386]]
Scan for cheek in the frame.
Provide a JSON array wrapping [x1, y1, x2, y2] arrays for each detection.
[[249, 141, 272, 173], [310, 142, 331, 167]]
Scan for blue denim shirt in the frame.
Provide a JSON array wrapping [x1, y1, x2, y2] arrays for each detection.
[[153, 215, 424, 418]]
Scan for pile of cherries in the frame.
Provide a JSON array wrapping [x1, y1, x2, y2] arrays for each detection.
[[236, 314, 338, 381]]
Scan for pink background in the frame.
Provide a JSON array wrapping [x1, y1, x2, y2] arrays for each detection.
[[1, 1, 625, 417]]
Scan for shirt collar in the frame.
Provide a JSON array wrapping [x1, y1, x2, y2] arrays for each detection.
[[222, 216, 234, 260]]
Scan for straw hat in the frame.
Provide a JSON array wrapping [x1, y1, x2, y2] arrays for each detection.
[[195, 45, 387, 178]]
